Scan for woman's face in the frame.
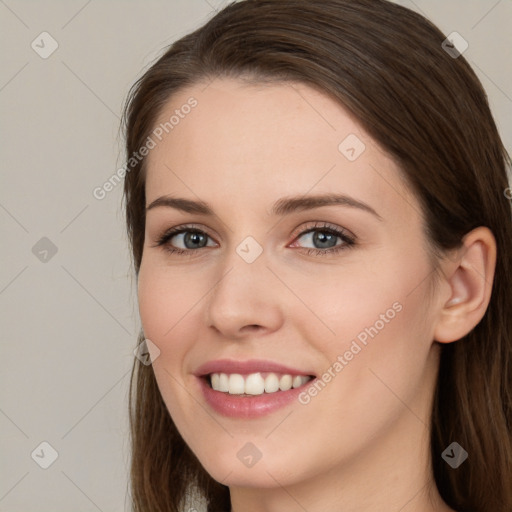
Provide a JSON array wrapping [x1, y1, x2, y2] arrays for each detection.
[[138, 78, 446, 491]]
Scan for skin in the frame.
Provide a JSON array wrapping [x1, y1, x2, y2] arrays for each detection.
[[137, 77, 496, 512]]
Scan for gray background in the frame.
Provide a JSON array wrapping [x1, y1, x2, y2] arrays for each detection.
[[1, 1, 511, 510]]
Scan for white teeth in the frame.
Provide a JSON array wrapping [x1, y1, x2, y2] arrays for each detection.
[[209, 372, 312, 395], [218, 373, 229, 392], [228, 374, 245, 394], [292, 375, 303, 388], [245, 373, 265, 395], [279, 374, 293, 391], [264, 373, 280, 393]]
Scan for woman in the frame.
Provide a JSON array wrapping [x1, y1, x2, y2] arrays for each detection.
[[122, 0, 512, 510]]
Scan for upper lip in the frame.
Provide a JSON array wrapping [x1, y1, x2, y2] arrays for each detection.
[[194, 359, 316, 377]]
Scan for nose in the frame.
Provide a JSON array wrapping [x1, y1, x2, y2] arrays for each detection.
[[204, 247, 285, 340]]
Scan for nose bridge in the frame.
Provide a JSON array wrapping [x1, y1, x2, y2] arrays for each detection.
[[216, 230, 268, 289]]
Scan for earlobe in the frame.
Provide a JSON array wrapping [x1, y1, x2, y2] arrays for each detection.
[[434, 227, 497, 344]]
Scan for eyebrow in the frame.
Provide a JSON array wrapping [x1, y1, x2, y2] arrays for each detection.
[[145, 193, 383, 221]]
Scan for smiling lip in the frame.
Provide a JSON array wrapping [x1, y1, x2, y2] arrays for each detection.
[[194, 358, 315, 377], [194, 359, 317, 419]]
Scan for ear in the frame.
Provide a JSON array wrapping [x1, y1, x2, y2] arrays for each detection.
[[434, 226, 497, 343]]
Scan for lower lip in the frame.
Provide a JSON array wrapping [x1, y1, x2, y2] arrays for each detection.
[[197, 376, 315, 419]]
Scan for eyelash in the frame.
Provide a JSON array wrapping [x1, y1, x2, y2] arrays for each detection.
[[153, 221, 356, 258]]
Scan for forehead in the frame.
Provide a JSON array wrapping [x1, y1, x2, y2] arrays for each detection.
[[144, 78, 416, 220]]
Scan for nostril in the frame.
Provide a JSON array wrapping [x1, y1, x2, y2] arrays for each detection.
[[244, 325, 262, 331]]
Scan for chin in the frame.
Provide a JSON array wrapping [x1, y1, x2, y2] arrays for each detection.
[[206, 463, 288, 489], [192, 443, 308, 490]]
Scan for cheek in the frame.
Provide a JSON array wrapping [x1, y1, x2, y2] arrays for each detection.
[[137, 263, 206, 440], [137, 268, 169, 340], [297, 248, 435, 412], [285, 254, 427, 356], [137, 261, 202, 343], [321, 265, 436, 427], [136, 261, 201, 409]]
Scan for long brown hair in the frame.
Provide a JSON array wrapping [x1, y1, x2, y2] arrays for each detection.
[[122, 1, 512, 510]]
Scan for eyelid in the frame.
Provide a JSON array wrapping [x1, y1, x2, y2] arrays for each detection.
[[154, 221, 354, 242], [289, 221, 355, 243], [151, 223, 218, 248]]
